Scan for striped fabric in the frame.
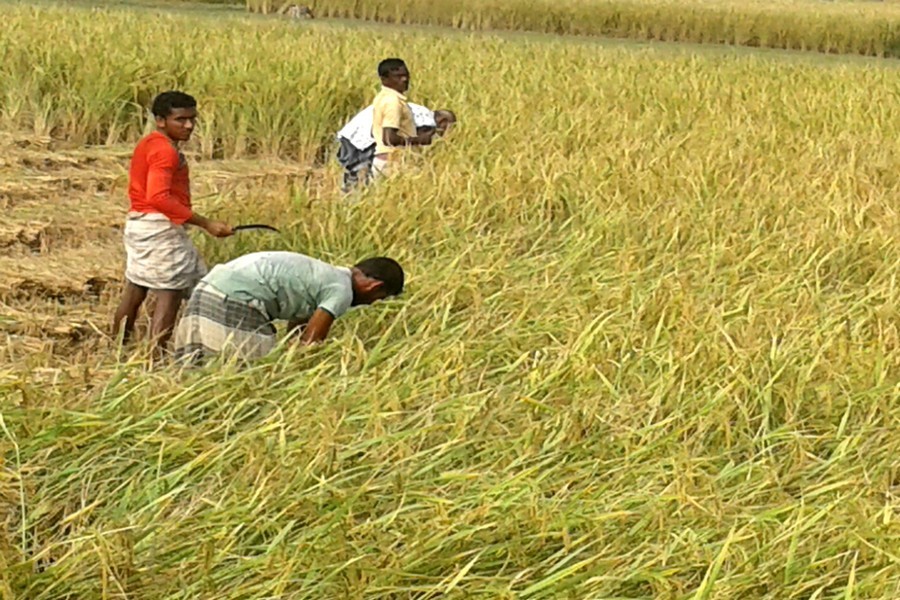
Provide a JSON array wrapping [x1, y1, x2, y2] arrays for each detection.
[[173, 282, 277, 366], [336, 137, 376, 192]]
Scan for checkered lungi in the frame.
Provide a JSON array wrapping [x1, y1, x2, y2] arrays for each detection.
[[173, 282, 277, 365], [336, 138, 376, 192], [123, 212, 207, 292]]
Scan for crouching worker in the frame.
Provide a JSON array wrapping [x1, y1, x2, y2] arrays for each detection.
[[173, 252, 404, 365], [337, 104, 457, 193]]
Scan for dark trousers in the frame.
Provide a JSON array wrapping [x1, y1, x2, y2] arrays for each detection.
[[336, 138, 376, 192]]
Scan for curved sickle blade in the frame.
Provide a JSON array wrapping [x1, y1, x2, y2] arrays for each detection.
[[234, 224, 280, 233]]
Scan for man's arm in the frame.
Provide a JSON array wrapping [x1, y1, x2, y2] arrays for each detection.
[[298, 309, 335, 345], [383, 127, 433, 147], [286, 318, 308, 335], [146, 147, 233, 237], [379, 100, 433, 148], [145, 150, 194, 224], [187, 213, 233, 237]]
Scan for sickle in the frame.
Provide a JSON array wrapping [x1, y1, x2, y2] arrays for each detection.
[[233, 224, 280, 233]]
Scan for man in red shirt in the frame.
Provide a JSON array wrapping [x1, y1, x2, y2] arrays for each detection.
[[112, 91, 233, 356]]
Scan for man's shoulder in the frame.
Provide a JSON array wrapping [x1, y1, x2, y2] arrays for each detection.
[[310, 260, 351, 287], [316, 265, 353, 307], [346, 105, 374, 123], [138, 131, 170, 148], [284, 255, 352, 300], [268, 252, 340, 276], [139, 133, 179, 161], [311, 258, 350, 279], [340, 106, 374, 133], [373, 88, 403, 107], [373, 87, 392, 100]]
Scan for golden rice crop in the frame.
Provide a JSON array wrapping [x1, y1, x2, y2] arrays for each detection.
[[3, 2, 900, 598], [247, 0, 900, 58], [244, 0, 282, 13]]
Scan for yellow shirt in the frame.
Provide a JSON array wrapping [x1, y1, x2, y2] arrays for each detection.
[[371, 86, 416, 157]]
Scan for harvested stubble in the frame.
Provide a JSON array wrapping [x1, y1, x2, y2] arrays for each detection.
[[3, 2, 900, 598], [245, 0, 900, 58], [0, 126, 308, 368]]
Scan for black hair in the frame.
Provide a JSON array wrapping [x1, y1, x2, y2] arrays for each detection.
[[151, 91, 197, 118], [355, 257, 405, 296], [434, 109, 457, 123], [378, 58, 407, 78]]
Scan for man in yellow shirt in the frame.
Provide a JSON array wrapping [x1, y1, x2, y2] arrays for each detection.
[[371, 58, 435, 179]]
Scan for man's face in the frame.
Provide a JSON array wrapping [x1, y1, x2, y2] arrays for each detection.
[[381, 66, 410, 94], [351, 271, 391, 306], [436, 115, 454, 135], [155, 106, 198, 142], [351, 286, 389, 307]]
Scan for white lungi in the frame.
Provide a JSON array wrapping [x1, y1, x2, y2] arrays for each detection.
[[123, 212, 207, 292]]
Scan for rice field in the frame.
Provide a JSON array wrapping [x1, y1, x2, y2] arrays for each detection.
[[2, 2, 900, 598], [245, 0, 900, 58]]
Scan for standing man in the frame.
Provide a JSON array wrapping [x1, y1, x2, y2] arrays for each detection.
[[112, 91, 233, 356], [336, 104, 457, 192], [371, 58, 436, 179]]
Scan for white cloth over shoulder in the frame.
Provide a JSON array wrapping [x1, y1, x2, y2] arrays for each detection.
[[123, 212, 207, 292], [337, 102, 436, 151]]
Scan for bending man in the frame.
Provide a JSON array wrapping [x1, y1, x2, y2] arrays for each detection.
[[173, 252, 404, 365], [337, 103, 456, 192]]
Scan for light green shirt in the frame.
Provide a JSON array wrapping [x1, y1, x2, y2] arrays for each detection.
[[203, 251, 353, 321]]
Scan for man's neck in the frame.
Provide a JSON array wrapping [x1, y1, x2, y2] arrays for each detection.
[[155, 129, 178, 146]]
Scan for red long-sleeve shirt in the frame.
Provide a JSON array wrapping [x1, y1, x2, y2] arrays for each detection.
[[128, 131, 193, 225]]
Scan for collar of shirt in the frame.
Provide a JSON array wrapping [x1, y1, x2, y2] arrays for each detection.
[[150, 131, 187, 168], [380, 86, 408, 101]]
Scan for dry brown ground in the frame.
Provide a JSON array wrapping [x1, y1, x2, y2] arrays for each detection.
[[0, 132, 317, 373]]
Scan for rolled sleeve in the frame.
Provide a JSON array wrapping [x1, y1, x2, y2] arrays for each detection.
[[379, 97, 403, 130], [317, 282, 353, 319]]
